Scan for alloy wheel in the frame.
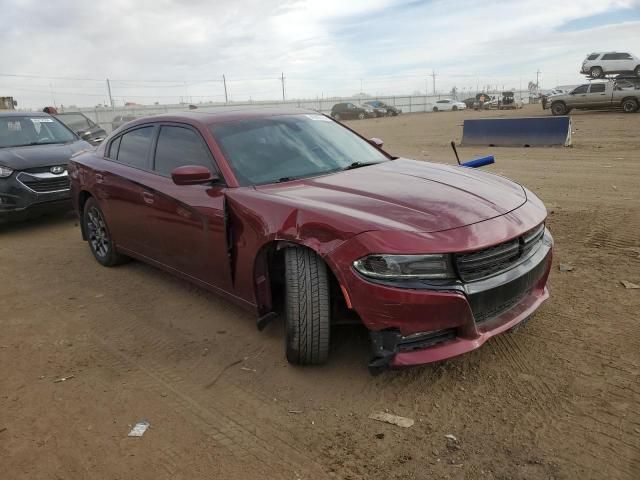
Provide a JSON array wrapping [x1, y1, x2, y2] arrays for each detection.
[[86, 207, 110, 258]]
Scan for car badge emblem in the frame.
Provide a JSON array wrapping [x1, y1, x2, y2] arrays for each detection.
[[50, 166, 65, 174]]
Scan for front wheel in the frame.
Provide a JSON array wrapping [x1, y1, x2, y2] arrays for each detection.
[[622, 98, 639, 113], [635, 65, 640, 77], [432, 107, 438, 112], [284, 248, 330, 365], [333, 113, 340, 121], [83, 197, 129, 267], [452, 106, 458, 111], [358, 112, 365, 120], [551, 102, 567, 116]]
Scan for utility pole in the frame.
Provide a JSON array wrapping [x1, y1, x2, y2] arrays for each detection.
[[49, 83, 57, 109], [223, 74, 228, 103], [536, 69, 541, 92], [431, 70, 437, 97], [106, 78, 114, 109], [281, 72, 286, 102]]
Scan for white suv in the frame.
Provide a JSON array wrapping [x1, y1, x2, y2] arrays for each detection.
[[581, 52, 640, 78]]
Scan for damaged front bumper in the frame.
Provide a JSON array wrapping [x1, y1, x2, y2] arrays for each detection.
[[366, 230, 553, 374]]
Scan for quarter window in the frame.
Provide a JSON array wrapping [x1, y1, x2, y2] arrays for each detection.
[[107, 136, 121, 159], [154, 126, 213, 176], [117, 126, 154, 169]]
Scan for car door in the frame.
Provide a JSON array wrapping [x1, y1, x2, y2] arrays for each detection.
[[600, 53, 617, 73], [586, 83, 609, 108], [141, 123, 232, 291], [567, 85, 588, 107], [618, 53, 635, 72], [97, 125, 157, 256]]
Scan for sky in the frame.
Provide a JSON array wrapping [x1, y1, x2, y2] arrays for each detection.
[[1, 0, 640, 108]]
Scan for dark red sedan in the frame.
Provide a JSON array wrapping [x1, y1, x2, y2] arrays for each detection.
[[69, 108, 552, 372]]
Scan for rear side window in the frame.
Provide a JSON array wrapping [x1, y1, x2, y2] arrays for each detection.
[[154, 126, 213, 176], [587, 54, 599, 60], [602, 53, 616, 60], [117, 126, 154, 169], [107, 136, 121, 159], [590, 84, 606, 93]]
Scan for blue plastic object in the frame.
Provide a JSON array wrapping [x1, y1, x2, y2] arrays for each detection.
[[461, 155, 495, 168], [461, 116, 572, 147]]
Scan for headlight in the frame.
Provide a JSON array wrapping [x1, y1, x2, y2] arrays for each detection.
[[353, 254, 455, 279], [0, 165, 13, 178]]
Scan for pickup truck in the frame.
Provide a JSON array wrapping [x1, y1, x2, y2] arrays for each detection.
[[546, 81, 639, 115]]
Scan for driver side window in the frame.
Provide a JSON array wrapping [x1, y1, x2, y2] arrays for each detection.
[[573, 85, 588, 94]]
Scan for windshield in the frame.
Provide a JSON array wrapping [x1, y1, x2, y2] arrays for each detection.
[[55, 113, 92, 131], [211, 114, 388, 186], [0, 116, 77, 148]]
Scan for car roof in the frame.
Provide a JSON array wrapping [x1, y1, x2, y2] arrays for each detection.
[[125, 106, 321, 128], [0, 111, 52, 117]]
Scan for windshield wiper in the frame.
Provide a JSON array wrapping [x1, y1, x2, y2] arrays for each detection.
[[343, 161, 381, 170]]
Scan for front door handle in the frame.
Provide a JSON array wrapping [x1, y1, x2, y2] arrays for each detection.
[[95, 173, 104, 183], [142, 191, 155, 205]]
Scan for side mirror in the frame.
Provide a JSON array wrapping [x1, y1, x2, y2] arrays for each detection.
[[369, 137, 384, 148], [171, 165, 217, 185]]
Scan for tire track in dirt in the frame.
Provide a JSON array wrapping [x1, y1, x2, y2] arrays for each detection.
[[91, 335, 320, 479], [88, 309, 356, 480]]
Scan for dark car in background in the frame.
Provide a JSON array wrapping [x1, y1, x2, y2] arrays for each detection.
[[364, 100, 402, 116], [0, 112, 91, 224], [330, 102, 375, 120], [111, 115, 139, 131], [69, 108, 552, 371], [55, 112, 107, 145]]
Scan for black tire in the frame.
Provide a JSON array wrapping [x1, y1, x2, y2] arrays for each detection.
[[590, 66, 603, 79], [452, 105, 458, 111], [432, 107, 438, 112], [358, 112, 365, 120], [333, 113, 340, 121], [284, 248, 330, 365], [551, 102, 567, 116], [635, 65, 640, 78], [622, 98, 639, 113], [82, 197, 128, 267]]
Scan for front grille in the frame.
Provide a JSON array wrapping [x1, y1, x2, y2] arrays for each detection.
[[468, 254, 548, 324], [20, 176, 70, 193], [455, 224, 545, 282]]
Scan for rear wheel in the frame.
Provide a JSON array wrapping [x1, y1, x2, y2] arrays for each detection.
[[358, 112, 365, 120], [551, 102, 567, 116], [284, 248, 330, 365], [333, 113, 340, 121], [83, 197, 128, 267], [590, 66, 603, 79], [622, 98, 639, 113], [635, 65, 640, 78]]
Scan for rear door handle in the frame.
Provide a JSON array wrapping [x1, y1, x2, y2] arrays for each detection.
[[95, 173, 104, 183], [142, 191, 155, 205]]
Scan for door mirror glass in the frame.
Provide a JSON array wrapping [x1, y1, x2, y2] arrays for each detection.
[[369, 137, 384, 148], [171, 165, 217, 185]]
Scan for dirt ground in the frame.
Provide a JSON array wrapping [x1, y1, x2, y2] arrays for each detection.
[[1, 105, 639, 480]]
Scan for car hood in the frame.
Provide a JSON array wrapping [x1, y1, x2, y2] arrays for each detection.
[[0, 140, 92, 171], [257, 158, 527, 233]]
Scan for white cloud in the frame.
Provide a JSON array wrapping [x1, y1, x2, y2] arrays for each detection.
[[1, 0, 639, 107]]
